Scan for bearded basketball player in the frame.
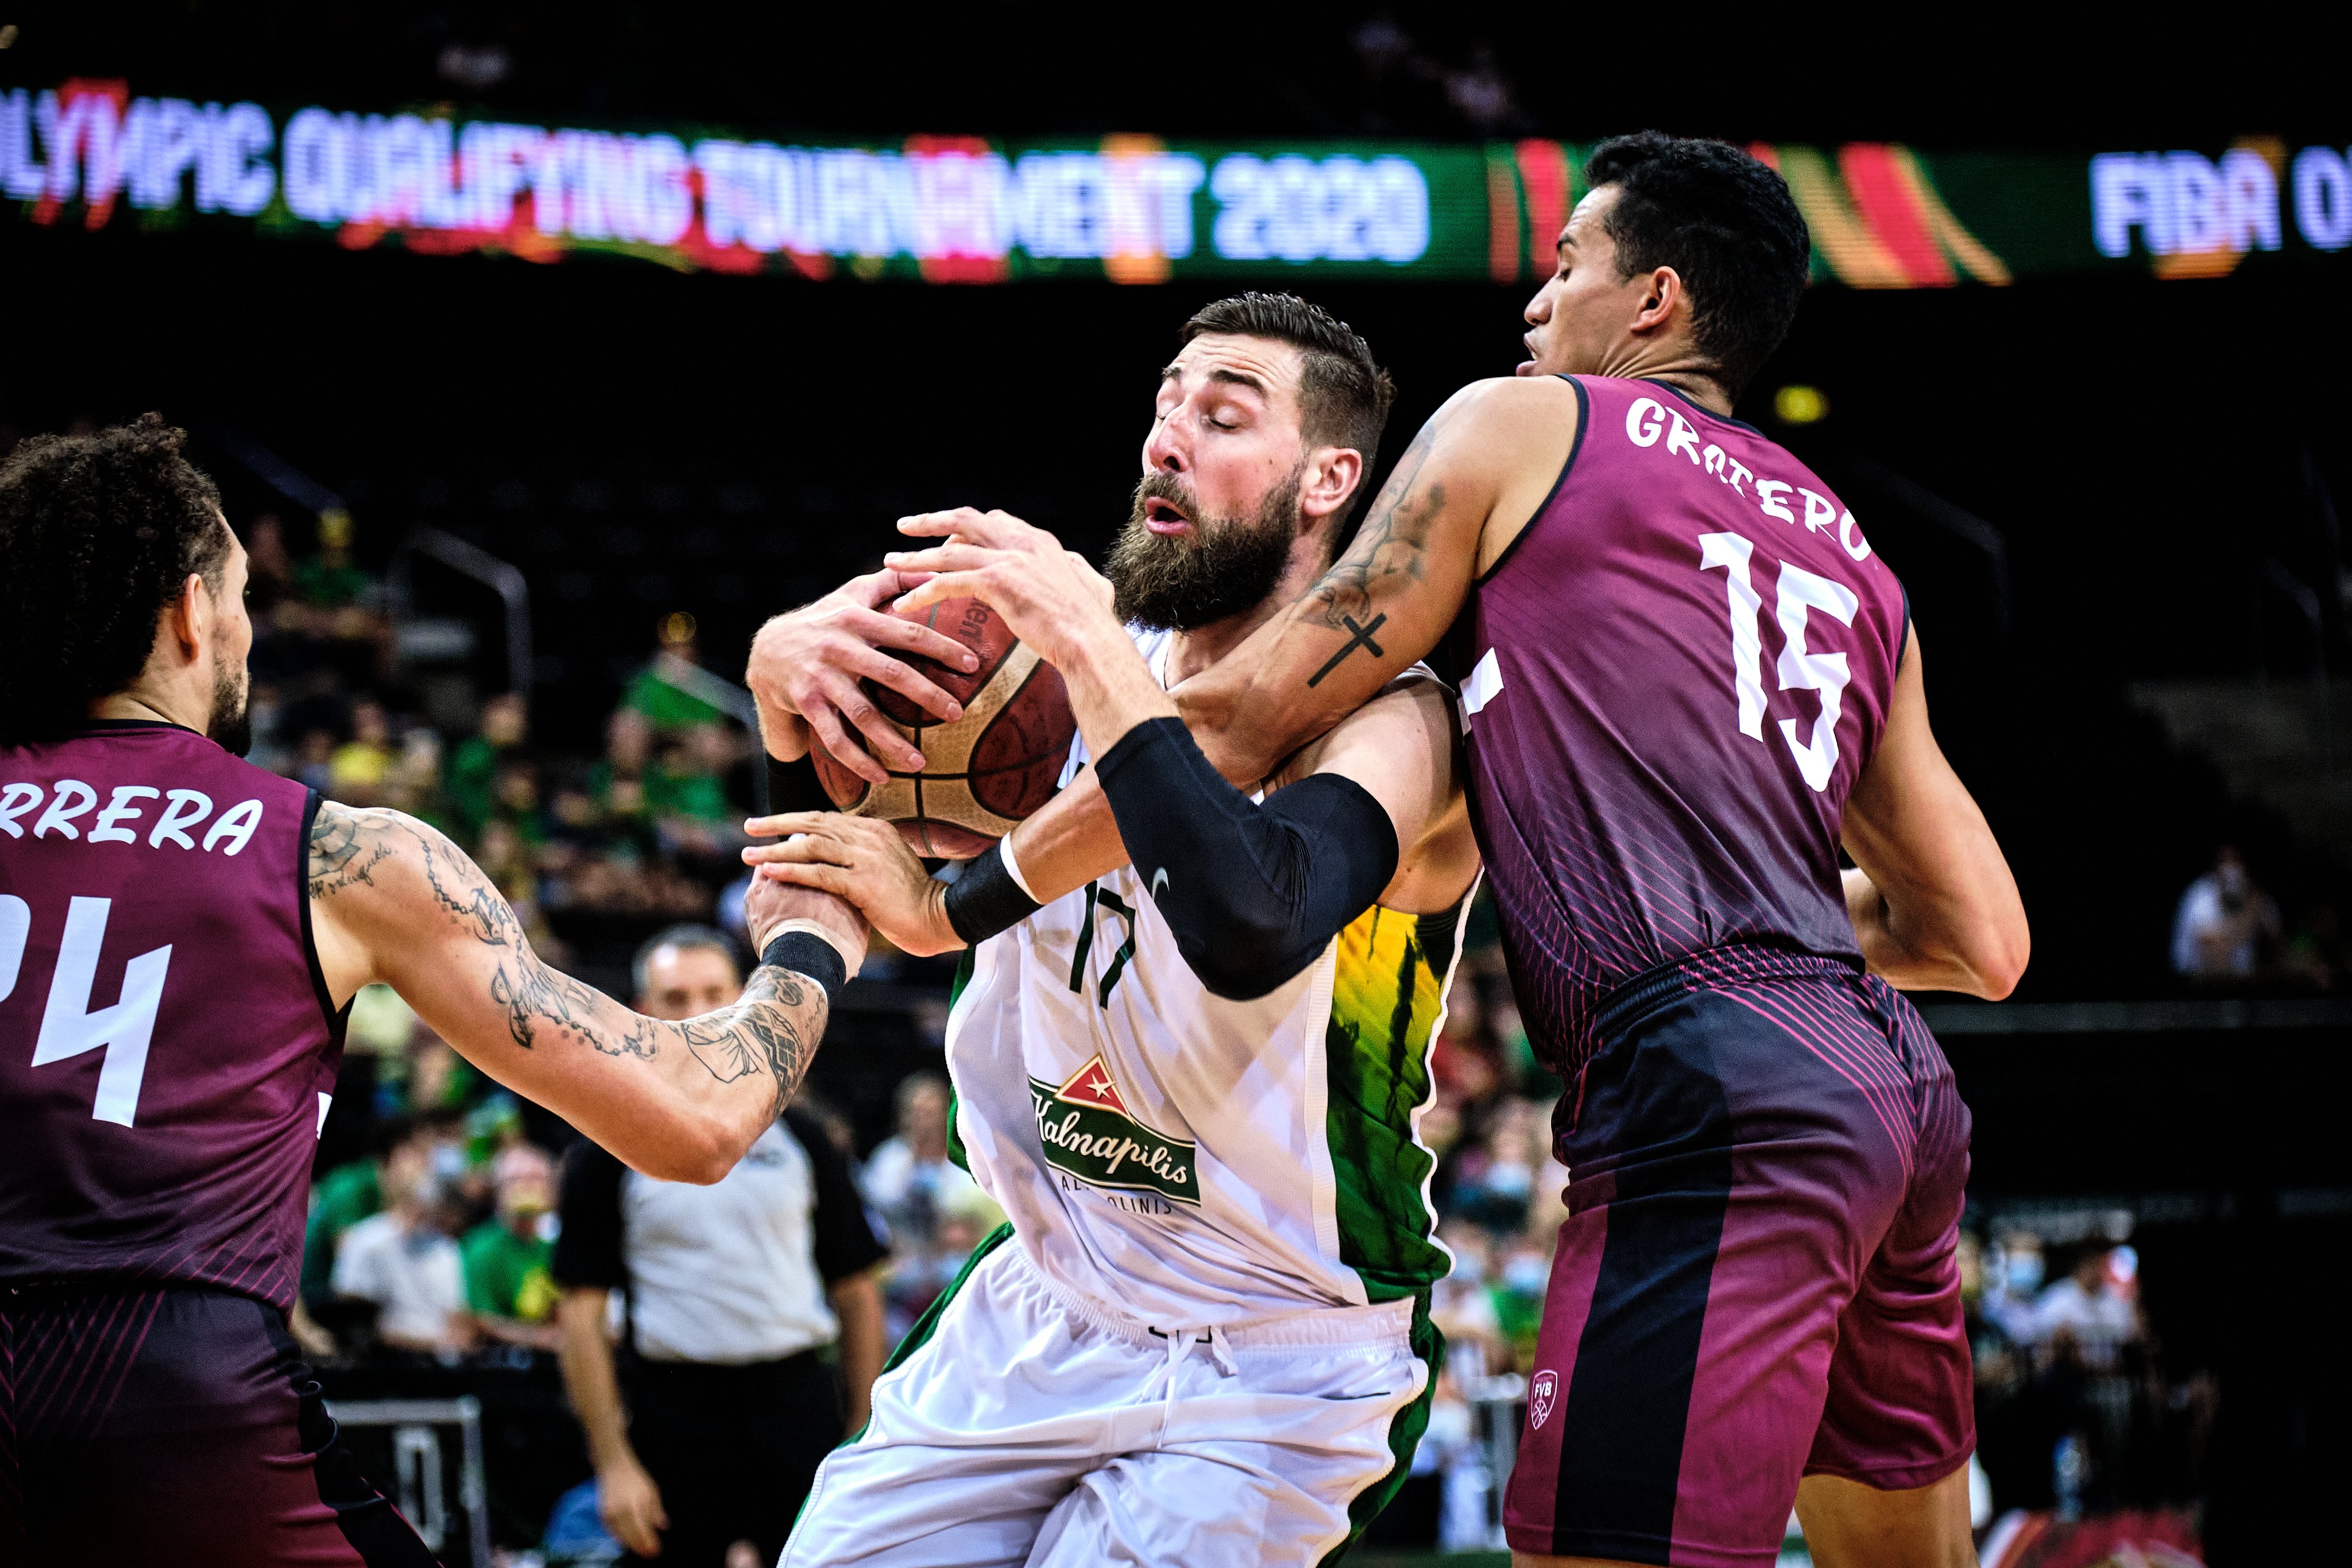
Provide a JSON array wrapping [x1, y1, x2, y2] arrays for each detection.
[[0, 417, 866, 1566], [877, 135, 2027, 1568], [745, 295, 1481, 1566]]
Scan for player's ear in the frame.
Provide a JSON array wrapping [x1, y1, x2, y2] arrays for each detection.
[[168, 572, 210, 661], [1299, 446, 1364, 523], [1633, 266, 1682, 335]]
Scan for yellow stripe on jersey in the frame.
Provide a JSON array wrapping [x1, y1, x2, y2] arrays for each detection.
[[1324, 897, 1469, 1303]]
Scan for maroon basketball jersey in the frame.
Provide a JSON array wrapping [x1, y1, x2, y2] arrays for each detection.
[[1462, 377, 1908, 1074], [0, 721, 337, 1313]]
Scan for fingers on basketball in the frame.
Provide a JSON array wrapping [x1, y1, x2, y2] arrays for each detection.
[[807, 595, 1076, 860]]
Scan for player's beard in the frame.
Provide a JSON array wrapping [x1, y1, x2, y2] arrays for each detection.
[[1106, 464, 1303, 633], [208, 648, 253, 758]]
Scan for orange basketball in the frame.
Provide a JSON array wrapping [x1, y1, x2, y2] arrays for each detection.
[[808, 595, 1078, 858]]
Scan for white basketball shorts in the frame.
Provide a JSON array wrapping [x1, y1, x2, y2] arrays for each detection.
[[783, 1229, 1433, 1567]]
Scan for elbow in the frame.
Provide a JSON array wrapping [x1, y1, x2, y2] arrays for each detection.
[[674, 1151, 738, 1187], [1966, 913, 2032, 1001], [681, 1124, 746, 1186], [1181, 920, 1313, 1002], [640, 1109, 748, 1186]]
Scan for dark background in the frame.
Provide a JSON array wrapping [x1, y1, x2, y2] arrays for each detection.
[[6, 6, 2347, 1557]]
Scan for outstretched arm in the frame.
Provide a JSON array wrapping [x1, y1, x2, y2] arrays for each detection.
[[307, 802, 866, 1183], [1840, 626, 2029, 997]]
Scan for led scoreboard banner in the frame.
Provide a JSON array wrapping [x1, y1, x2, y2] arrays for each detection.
[[5, 79, 2350, 288]]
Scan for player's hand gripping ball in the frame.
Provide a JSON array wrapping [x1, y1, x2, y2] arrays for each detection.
[[807, 595, 1077, 858]]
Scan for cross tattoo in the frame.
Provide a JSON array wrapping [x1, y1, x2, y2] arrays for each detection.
[[1307, 613, 1388, 687]]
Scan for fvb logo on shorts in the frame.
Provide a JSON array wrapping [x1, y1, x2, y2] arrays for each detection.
[[1029, 1054, 1199, 1208], [1529, 1370, 1558, 1431]]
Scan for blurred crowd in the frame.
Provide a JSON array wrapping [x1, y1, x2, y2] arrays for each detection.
[[242, 508, 760, 953], [1966, 1228, 2214, 1526]]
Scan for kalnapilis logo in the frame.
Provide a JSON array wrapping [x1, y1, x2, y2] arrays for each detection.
[[1029, 1054, 1198, 1209]]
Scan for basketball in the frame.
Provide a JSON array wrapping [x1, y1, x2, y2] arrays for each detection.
[[808, 595, 1078, 857]]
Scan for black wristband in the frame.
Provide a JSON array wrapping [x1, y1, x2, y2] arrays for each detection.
[[760, 931, 848, 998], [944, 839, 1042, 946]]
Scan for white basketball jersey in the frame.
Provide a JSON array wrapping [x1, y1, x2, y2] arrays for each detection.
[[945, 629, 1472, 1327]]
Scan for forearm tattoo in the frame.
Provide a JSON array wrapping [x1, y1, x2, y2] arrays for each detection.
[[1299, 413, 1450, 663], [308, 802, 827, 1119]]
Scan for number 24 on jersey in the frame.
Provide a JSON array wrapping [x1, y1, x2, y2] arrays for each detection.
[[1, 894, 170, 1127]]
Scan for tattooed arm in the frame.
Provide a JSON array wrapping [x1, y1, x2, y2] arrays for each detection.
[[1172, 373, 1581, 780], [848, 374, 1581, 912], [305, 801, 867, 1183]]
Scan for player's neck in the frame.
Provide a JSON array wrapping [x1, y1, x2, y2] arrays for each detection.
[[1165, 543, 1327, 688], [1643, 371, 1735, 416], [1594, 335, 1735, 416], [89, 683, 207, 733]]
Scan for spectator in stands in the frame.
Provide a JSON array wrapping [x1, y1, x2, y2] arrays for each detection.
[[332, 1135, 475, 1356], [448, 691, 529, 838], [2030, 1245, 2142, 1371], [647, 722, 745, 866], [295, 507, 372, 607], [464, 1144, 562, 1351], [1490, 1234, 1553, 1374], [475, 819, 537, 908], [242, 511, 295, 614], [2170, 844, 2281, 978], [1446, 1097, 1540, 1232], [663, 723, 736, 819], [862, 1071, 991, 1251], [407, 1015, 486, 1114], [1428, 1222, 1504, 1377], [302, 1108, 467, 1315], [293, 726, 336, 793], [593, 707, 655, 812], [488, 755, 548, 849], [625, 617, 728, 731], [382, 724, 444, 818], [554, 925, 888, 1567], [868, 1075, 1005, 1341], [1979, 1228, 2049, 1346], [328, 696, 396, 805]]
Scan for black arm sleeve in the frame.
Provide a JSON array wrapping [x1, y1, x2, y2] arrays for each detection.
[[1092, 717, 1399, 1002], [784, 1109, 891, 1285], [551, 1141, 629, 1291], [766, 751, 835, 814]]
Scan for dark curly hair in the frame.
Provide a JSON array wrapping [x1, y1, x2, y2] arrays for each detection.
[[1179, 292, 1396, 536], [1584, 132, 1812, 397], [0, 415, 232, 746]]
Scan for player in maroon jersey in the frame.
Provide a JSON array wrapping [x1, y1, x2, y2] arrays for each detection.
[[0, 417, 866, 1566], [844, 135, 2025, 1567]]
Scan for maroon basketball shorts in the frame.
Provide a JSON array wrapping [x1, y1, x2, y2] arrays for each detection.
[[0, 1284, 435, 1567], [1503, 947, 1974, 1567]]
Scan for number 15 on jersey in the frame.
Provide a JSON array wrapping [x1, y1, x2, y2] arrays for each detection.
[[1698, 531, 1861, 794]]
